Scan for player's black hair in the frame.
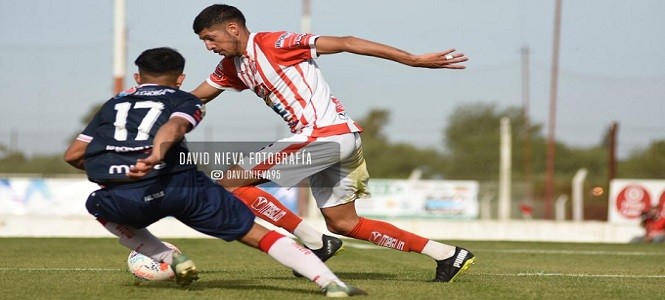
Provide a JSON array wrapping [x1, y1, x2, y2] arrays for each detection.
[[193, 4, 246, 34], [134, 47, 185, 76]]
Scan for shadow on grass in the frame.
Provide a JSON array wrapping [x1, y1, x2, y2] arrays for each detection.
[[128, 279, 321, 296], [256, 271, 399, 281], [327, 272, 399, 281], [199, 269, 400, 281]]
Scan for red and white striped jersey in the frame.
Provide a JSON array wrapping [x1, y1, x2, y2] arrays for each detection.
[[206, 31, 362, 137]]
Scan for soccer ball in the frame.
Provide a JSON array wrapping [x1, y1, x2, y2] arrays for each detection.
[[127, 242, 180, 281]]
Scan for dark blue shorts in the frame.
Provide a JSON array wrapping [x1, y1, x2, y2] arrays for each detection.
[[85, 169, 255, 241]]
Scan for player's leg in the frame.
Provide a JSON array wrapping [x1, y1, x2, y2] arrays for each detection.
[[86, 189, 177, 262], [217, 135, 342, 256], [314, 133, 474, 282], [320, 202, 456, 258], [175, 173, 365, 296], [95, 218, 176, 264], [100, 218, 197, 286], [238, 222, 367, 297], [87, 183, 198, 286], [220, 169, 306, 235], [229, 182, 342, 260], [321, 203, 474, 282]]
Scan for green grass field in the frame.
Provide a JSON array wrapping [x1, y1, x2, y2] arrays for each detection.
[[1, 238, 663, 299]]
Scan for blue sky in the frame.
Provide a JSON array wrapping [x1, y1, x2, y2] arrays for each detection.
[[1, 0, 664, 160]]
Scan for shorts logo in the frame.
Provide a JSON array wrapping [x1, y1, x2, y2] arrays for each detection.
[[251, 196, 286, 222]]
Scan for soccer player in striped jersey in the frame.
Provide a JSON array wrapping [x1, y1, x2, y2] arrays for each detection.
[[190, 4, 474, 282], [64, 47, 366, 296]]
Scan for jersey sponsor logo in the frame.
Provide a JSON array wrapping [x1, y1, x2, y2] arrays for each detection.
[[108, 164, 133, 174], [275, 32, 306, 48], [105, 145, 152, 153], [134, 89, 176, 96], [250, 196, 286, 222], [368, 231, 405, 250], [453, 249, 469, 268], [114, 87, 137, 99], [275, 32, 290, 48], [289, 34, 305, 47]]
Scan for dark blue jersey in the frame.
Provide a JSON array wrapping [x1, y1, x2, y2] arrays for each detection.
[[77, 84, 205, 184]]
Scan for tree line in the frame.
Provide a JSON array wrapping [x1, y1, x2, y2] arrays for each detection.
[[2, 102, 663, 180], [1, 102, 663, 219]]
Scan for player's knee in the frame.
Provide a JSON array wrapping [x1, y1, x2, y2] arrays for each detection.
[[325, 219, 358, 236]]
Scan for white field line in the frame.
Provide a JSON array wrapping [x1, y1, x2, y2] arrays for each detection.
[[0, 267, 123, 271], [478, 273, 665, 279], [343, 242, 665, 279], [343, 242, 665, 256], [479, 249, 665, 256]]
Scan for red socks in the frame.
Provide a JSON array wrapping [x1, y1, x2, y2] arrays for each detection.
[[258, 230, 287, 252], [346, 217, 428, 253], [232, 187, 430, 255], [232, 186, 303, 232]]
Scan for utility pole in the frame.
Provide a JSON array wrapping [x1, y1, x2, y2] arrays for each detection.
[[301, 0, 311, 33], [608, 122, 619, 181], [499, 118, 512, 221], [545, 0, 563, 219], [521, 46, 533, 205], [113, 0, 126, 94]]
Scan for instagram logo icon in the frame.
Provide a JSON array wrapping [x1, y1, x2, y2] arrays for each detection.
[[210, 170, 224, 180]]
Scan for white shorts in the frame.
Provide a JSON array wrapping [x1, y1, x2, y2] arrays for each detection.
[[238, 132, 370, 208]]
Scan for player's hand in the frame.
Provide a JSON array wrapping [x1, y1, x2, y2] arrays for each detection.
[[127, 155, 160, 179], [411, 49, 468, 69]]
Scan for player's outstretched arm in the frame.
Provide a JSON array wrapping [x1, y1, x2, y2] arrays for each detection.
[[127, 117, 192, 179], [315, 36, 468, 69], [191, 81, 223, 104]]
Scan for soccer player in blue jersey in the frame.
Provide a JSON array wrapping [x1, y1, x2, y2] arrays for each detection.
[[64, 47, 366, 297]]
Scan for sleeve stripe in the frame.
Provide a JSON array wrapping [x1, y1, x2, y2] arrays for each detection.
[[171, 112, 198, 127], [206, 77, 224, 89], [310, 35, 320, 58], [76, 134, 92, 143], [207, 77, 243, 92]]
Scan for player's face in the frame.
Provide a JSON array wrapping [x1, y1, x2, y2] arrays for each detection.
[[198, 24, 242, 57]]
